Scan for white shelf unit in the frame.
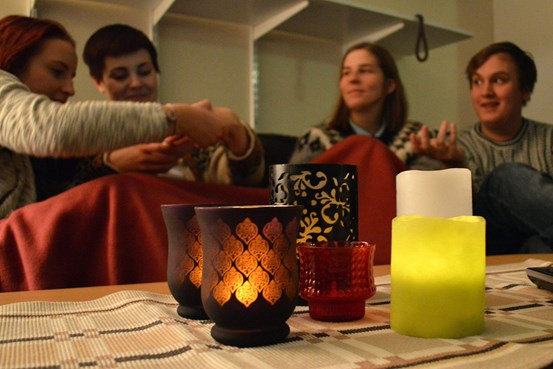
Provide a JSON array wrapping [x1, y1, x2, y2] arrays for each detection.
[[167, 0, 471, 53], [26, 0, 472, 130], [166, 0, 472, 128]]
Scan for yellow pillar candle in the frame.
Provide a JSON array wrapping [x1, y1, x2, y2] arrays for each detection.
[[390, 215, 485, 338]]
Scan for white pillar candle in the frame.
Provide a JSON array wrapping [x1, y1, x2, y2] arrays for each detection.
[[396, 168, 472, 217]]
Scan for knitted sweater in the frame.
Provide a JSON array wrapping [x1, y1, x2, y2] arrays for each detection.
[[457, 118, 553, 192], [0, 69, 167, 217], [289, 120, 444, 170], [1, 70, 266, 216]]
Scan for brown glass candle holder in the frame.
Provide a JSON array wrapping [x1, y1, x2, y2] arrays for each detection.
[[195, 205, 302, 347], [161, 204, 209, 320]]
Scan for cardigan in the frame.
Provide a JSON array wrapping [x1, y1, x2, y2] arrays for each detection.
[[289, 120, 444, 170], [0, 69, 166, 217], [0, 70, 264, 214]]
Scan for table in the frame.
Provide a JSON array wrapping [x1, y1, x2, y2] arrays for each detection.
[[1, 254, 552, 369]]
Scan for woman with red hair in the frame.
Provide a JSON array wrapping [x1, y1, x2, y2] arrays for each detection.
[[0, 15, 255, 217], [0, 15, 268, 291]]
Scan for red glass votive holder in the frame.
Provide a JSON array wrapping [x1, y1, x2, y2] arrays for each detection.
[[298, 241, 376, 322]]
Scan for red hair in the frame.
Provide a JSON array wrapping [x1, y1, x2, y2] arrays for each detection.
[[0, 15, 75, 77]]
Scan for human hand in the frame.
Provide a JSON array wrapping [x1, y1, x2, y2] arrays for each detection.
[[172, 100, 225, 148], [171, 101, 249, 155], [410, 121, 465, 165], [162, 135, 194, 157], [213, 107, 249, 156], [106, 143, 182, 173]]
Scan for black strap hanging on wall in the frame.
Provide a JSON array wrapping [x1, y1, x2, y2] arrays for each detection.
[[415, 14, 429, 62]]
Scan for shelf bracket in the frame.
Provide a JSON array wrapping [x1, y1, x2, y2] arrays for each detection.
[[253, 0, 309, 40], [28, 0, 37, 16], [344, 21, 404, 51], [152, 0, 175, 26]]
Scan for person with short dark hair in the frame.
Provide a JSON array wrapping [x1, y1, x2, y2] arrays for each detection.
[[413, 41, 553, 254], [83, 23, 160, 86], [0, 15, 252, 216], [80, 23, 265, 185], [0, 16, 269, 291]]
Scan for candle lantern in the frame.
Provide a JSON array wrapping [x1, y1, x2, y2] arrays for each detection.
[[391, 169, 486, 338], [269, 164, 359, 306], [161, 204, 209, 320], [391, 215, 485, 338], [195, 205, 302, 347], [269, 164, 358, 243]]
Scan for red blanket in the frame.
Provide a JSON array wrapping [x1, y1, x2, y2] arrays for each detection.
[[311, 135, 406, 265], [0, 136, 404, 291]]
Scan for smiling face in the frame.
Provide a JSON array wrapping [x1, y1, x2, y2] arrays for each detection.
[[17, 38, 77, 103], [339, 48, 395, 115], [94, 49, 157, 102], [470, 53, 530, 141]]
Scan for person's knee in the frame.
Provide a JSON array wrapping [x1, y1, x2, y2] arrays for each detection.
[[491, 162, 532, 179], [483, 163, 535, 190]]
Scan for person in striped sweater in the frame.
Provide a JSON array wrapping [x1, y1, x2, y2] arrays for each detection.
[[28, 23, 265, 201], [413, 41, 553, 255], [0, 15, 255, 217]]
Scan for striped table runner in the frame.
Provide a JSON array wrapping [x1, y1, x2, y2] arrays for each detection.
[[1, 259, 552, 369]]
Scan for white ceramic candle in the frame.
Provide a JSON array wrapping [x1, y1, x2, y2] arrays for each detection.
[[396, 168, 472, 217]]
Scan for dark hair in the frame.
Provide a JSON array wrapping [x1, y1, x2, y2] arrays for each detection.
[[465, 41, 537, 95], [0, 15, 75, 77], [83, 24, 159, 82], [327, 42, 408, 135]]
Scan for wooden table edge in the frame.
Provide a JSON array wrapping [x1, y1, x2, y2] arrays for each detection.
[[1, 254, 551, 305]]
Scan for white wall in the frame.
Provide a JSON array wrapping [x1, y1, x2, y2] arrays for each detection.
[[255, 0, 490, 134], [360, 0, 464, 128], [255, 33, 341, 134], [157, 15, 251, 124], [0, 0, 33, 16], [494, 0, 553, 124], [455, 0, 494, 127], [34, 0, 152, 103], [0, 0, 516, 134]]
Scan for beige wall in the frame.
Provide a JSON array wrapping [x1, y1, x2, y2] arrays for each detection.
[[357, 0, 493, 129], [34, 0, 152, 104], [157, 15, 251, 123], [0, 0, 507, 134], [494, 0, 553, 124]]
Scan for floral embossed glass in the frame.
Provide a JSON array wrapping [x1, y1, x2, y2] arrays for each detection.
[[298, 241, 376, 322], [269, 164, 358, 243], [161, 204, 209, 320], [195, 205, 302, 347]]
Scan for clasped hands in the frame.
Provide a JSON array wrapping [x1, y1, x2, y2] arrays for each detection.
[[409, 120, 466, 167], [106, 99, 248, 173]]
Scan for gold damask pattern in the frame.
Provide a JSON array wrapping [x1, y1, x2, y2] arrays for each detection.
[[206, 217, 297, 308], [273, 169, 356, 242], [182, 215, 202, 288]]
